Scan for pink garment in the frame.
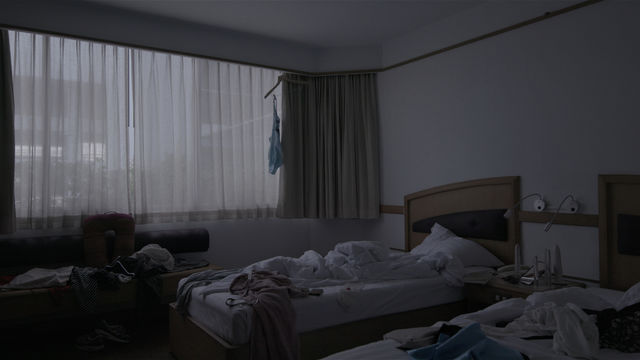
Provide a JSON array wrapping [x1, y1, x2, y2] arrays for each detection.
[[230, 270, 308, 360]]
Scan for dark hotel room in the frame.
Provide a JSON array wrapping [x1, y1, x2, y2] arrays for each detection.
[[1, 0, 639, 359]]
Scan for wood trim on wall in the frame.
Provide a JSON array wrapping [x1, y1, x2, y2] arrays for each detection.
[[380, 205, 403, 214], [380, 0, 602, 73], [518, 211, 599, 227], [0, 0, 602, 77]]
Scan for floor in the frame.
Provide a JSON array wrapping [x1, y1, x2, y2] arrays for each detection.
[[1, 305, 174, 360]]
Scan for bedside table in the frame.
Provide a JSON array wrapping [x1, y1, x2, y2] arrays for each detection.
[[464, 276, 585, 312]]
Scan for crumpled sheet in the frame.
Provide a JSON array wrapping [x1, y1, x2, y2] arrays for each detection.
[[0, 266, 73, 290], [244, 240, 464, 289], [385, 299, 600, 359]]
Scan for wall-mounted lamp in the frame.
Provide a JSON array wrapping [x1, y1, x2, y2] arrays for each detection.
[[504, 193, 546, 219], [544, 194, 579, 232]]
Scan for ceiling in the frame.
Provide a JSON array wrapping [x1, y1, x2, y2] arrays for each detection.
[[86, 0, 485, 48]]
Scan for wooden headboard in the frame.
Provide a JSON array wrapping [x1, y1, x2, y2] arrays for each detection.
[[599, 175, 640, 290], [404, 176, 520, 264]]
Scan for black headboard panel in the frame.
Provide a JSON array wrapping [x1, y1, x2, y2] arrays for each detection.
[[618, 214, 640, 256], [412, 209, 508, 241]]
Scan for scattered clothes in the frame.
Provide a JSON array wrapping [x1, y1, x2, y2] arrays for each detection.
[[107, 253, 166, 279], [386, 299, 598, 359], [175, 268, 242, 315], [408, 323, 523, 360], [229, 270, 309, 360], [503, 302, 599, 359], [0, 266, 73, 290], [69, 267, 99, 313], [132, 244, 175, 271], [95, 319, 131, 343], [69, 267, 131, 313], [550, 303, 599, 358], [75, 330, 105, 352], [75, 320, 130, 352], [596, 301, 640, 352], [104, 259, 136, 277]]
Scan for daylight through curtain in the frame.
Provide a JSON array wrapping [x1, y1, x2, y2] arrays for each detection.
[[131, 49, 280, 223], [9, 31, 130, 229]]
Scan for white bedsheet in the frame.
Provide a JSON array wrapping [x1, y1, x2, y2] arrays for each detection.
[[179, 241, 466, 344], [322, 287, 640, 360], [186, 276, 464, 345]]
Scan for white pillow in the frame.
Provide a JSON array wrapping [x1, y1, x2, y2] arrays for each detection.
[[426, 235, 503, 267], [411, 223, 503, 267], [615, 280, 640, 311], [526, 287, 613, 311], [410, 222, 455, 255]]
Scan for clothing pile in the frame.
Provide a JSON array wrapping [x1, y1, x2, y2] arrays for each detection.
[[229, 270, 310, 360], [0, 243, 179, 312], [177, 269, 311, 360]]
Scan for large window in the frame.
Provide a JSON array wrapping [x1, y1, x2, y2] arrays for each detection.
[[9, 30, 281, 229]]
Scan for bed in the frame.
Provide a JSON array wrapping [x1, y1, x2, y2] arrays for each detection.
[[169, 176, 521, 359], [321, 174, 640, 360]]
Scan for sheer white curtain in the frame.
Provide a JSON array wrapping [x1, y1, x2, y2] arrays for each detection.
[[131, 49, 280, 223], [10, 31, 130, 229]]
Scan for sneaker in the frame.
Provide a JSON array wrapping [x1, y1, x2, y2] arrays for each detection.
[[75, 331, 104, 352], [95, 320, 131, 343]]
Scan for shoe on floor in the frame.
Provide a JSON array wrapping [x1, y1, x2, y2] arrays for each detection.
[[95, 319, 131, 343], [75, 331, 105, 352]]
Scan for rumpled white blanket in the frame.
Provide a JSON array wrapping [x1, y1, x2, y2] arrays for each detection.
[[245, 241, 464, 288], [384, 298, 600, 359], [1, 266, 74, 290], [193, 241, 464, 298]]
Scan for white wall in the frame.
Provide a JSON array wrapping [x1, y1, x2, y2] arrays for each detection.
[[375, 1, 640, 280]]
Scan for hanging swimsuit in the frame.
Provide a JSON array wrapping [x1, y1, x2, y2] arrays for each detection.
[[268, 95, 283, 174]]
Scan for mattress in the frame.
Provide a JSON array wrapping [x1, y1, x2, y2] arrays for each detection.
[[186, 276, 464, 345]]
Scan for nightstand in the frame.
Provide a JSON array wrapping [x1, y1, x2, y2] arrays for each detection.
[[464, 276, 585, 312]]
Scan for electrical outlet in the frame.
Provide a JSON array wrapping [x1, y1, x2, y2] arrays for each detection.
[[566, 198, 579, 213], [533, 199, 546, 212]]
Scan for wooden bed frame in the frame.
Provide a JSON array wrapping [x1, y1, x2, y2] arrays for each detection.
[[599, 174, 640, 290], [405, 176, 520, 263], [169, 176, 520, 359]]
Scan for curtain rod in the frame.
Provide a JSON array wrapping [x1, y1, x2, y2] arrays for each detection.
[[380, 0, 603, 72], [0, 0, 601, 77], [0, 23, 315, 76]]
